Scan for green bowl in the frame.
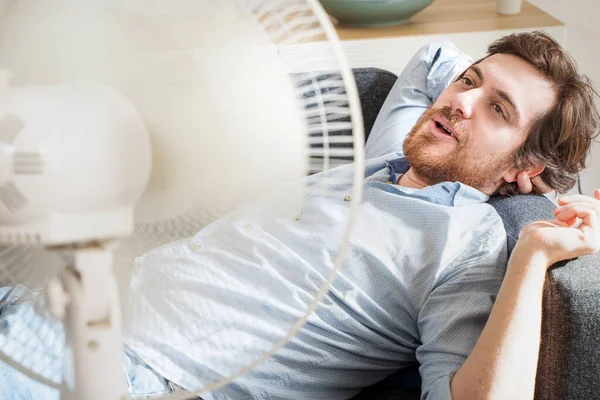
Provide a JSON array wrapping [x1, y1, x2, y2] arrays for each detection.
[[319, 0, 434, 27]]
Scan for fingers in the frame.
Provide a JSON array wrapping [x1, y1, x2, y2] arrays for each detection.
[[558, 194, 600, 209], [554, 203, 599, 231], [555, 192, 600, 232], [553, 202, 600, 256], [516, 171, 533, 194], [531, 176, 553, 194], [515, 172, 553, 195]]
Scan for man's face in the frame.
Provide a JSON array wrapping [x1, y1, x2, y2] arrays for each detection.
[[403, 53, 557, 194]]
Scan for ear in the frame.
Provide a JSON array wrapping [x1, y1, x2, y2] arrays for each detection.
[[502, 164, 545, 183]]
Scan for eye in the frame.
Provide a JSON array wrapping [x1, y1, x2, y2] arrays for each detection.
[[493, 104, 507, 119], [461, 77, 474, 87]]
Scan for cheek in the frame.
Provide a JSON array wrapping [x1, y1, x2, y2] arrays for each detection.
[[470, 126, 522, 154], [432, 90, 453, 108]]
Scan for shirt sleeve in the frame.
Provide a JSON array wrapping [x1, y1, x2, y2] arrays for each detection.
[[365, 41, 473, 160], [416, 230, 507, 400]]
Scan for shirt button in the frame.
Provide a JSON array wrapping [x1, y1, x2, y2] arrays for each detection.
[[295, 213, 302, 221], [188, 243, 202, 251], [344, 195, 352, 201]]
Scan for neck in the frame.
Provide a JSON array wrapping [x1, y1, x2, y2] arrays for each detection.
[[397, 168, 431, 189], [398, 167, 500, 195]]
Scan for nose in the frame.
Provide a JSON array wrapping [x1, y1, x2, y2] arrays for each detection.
[[451, 88, 483, 119]]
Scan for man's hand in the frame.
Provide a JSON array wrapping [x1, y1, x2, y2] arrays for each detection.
[[516, 171, 553, 195], [517, 189, 600, 267]]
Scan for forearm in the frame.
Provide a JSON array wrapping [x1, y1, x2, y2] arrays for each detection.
[[450, 244, 549, 400]]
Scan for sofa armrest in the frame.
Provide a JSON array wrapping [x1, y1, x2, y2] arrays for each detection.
[[537, 254, 600, 399]]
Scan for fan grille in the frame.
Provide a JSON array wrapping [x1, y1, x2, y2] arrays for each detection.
[[0, 113, 23, 144], [0, 0, 364, 398]]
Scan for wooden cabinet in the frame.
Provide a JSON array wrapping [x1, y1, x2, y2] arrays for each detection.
[[279, 0, 565, 74]]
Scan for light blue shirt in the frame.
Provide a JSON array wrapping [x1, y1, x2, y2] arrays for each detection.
[[123, 41, 508, 399], [0, 42, 509, 400]]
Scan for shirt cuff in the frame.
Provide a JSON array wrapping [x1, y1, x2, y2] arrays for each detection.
[[423, 374, 454, 400]]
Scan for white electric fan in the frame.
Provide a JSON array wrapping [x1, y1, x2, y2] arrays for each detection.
[[0, 0, 364, 399]]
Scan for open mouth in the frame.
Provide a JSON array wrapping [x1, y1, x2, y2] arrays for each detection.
[[434, 120, 454, 137]]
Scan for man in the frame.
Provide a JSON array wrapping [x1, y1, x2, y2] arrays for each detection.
[[0, 31, 599, 400], [365, 31, 600, 399]]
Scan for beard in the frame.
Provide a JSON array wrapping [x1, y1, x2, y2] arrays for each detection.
[[403, 106, 514, 192]]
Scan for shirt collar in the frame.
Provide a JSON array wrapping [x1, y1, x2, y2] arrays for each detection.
[[385, 157, 489, 206]]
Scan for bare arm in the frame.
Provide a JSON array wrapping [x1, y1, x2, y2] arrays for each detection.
[[451, 190, 600, 400], [450, 240, 547, 399]]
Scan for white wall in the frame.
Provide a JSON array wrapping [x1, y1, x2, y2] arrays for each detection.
[[528, 0, 600, 195]]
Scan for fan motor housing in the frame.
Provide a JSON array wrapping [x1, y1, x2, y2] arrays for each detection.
[[0, 84, 151, 246]]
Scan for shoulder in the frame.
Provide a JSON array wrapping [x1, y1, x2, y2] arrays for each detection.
[[437, 203, 508, 285]]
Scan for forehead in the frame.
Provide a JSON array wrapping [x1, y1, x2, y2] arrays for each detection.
[[474, 53, 556, 125]]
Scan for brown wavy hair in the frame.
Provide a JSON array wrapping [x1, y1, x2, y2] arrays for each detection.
[[458, 31, 600, 195]]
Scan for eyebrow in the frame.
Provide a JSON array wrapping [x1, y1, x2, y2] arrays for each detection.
[[469, 65, 521, 124]]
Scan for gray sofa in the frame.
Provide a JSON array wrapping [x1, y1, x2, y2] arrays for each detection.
[[335, 68, 600, 400]]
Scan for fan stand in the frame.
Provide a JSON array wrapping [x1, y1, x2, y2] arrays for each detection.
[[47, 243, 128, 400]]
